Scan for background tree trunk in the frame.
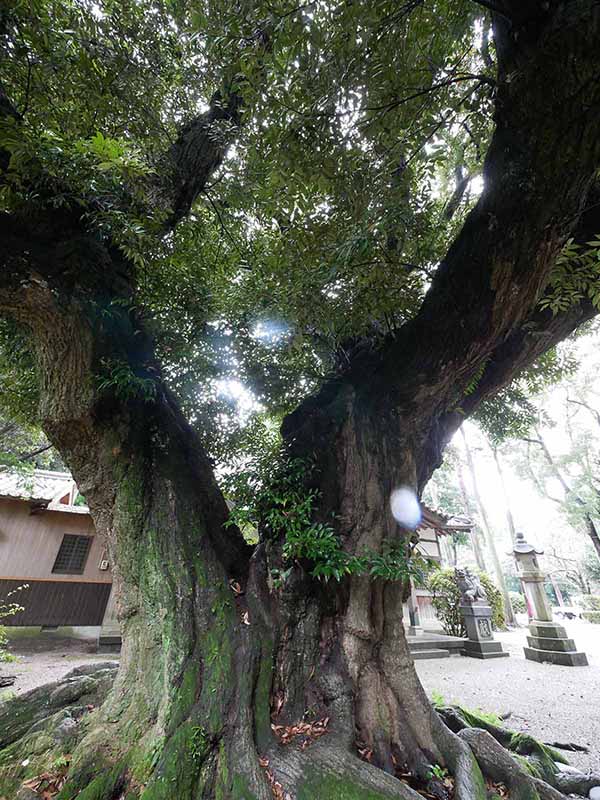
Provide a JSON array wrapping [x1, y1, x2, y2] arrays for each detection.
[[532, 428, 600, 561], [457, 460, 488, 571], [460, 429, 516, 625], [491, 447, 517, 544]]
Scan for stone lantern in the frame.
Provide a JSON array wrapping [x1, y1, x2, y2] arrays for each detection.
[[512, 532, 587, 667]]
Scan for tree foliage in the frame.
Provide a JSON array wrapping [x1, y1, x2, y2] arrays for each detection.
[[427, 567, 505, 637], [0, 0, 500, 459]]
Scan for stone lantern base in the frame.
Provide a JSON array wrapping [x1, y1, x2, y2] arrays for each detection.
[[524, 621, 588, 667]]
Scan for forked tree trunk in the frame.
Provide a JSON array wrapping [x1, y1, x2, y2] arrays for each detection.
[[2, 4, 600, 798], [0, 273, 479, 800]]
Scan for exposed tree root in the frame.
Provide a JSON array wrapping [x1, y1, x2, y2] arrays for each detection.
[[436, 704, 600, 799], [544, 741, 589, 754], [553, 772, 600, 796], [2, 665, 600, 800], [430, 713, 488, 800], [268, 740, 423, 799], [0, 663, 118, 799], [459, 728, 545, 800]]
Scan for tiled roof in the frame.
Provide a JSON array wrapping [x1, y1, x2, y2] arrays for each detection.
[[0, 468, 81, 509], [420, 504, 472, 535]]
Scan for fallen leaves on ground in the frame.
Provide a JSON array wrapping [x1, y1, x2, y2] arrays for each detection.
[[271, 717, 329, 750], [486, 779, 509, 797], [22, 757, 71, 798], [258, 756, 292, 800], [357, 744, 373, 762]]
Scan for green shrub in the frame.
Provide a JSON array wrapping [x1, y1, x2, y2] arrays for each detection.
[[583, 611, 600, 624], [427, 568, 506, 637], [582, 595, 600, 611], [509, 591, 526, 614], [427, 568, 464, 637], [479, 573, 507, 630], [0, 585, 27, 662]]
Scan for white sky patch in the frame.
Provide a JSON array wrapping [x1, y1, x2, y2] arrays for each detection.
[[450, 330, 600, 577], [216, 378, 261, 421], [470, 174, 484, 197], [252, 320, 291, 345]]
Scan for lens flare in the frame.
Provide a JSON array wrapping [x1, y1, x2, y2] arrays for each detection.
[[390, 486, 422, 530]]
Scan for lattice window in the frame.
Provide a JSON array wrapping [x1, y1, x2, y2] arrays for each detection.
[[52, 534, 92, 575]]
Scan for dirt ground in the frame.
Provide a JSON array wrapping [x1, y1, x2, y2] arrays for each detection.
[[0, 634, 119, 698], [416, 619, 600, 774]]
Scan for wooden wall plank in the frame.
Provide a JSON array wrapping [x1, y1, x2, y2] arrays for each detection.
[[0, 579, 111, 626]]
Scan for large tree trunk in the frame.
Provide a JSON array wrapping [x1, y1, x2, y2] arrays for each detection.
[[277, 387, 490, 796], [8, 276, 279, 798]]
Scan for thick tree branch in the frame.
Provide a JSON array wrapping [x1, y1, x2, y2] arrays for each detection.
[[157, 28, 270, 229], [567, 397, 600, 429], [378, 5, 600, 395], [160, 90, 244, 228], [443, 165, 472, 221], [285, 4, 600, 495]]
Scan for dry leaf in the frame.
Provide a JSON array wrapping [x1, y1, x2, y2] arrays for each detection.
[[271, 716, 329, 749]]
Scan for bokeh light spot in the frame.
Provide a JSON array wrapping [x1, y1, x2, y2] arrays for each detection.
[[390, 486, 422, 530]]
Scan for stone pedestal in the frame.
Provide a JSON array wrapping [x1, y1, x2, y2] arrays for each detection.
[[460, 603, 509, 660], [524, 620, 588, 667]]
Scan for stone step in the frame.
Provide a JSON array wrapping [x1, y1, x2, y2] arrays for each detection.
[[524, 646, 588, 667], [527, 635, 576, 652], [408, 637, 465, 652], [411, 649, 451, 660], [98, 642, 121, 654], [529, 622, 567, 639], [98, 635, 121, 645], [409, 639, 449, 651], [460, 649, 510, 660], [98, 634, 122, 654]]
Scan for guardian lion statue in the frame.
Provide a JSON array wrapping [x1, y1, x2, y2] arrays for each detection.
[[455, 567, 488, 605]]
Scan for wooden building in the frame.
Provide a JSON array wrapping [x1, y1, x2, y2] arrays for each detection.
[[0, 469, 116, 642], [1, 468, 463, 655], [404, 505, 471, 633]]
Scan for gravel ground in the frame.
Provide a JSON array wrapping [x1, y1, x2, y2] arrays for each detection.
[[416, 620, 600, 773], [0, 635, 119, 698]]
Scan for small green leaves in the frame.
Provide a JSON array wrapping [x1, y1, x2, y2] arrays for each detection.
[[97, 359, 157, 404], [540, 234, 600, 314], [77, 131, 153, 178], [229, 454, 429, 583]]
